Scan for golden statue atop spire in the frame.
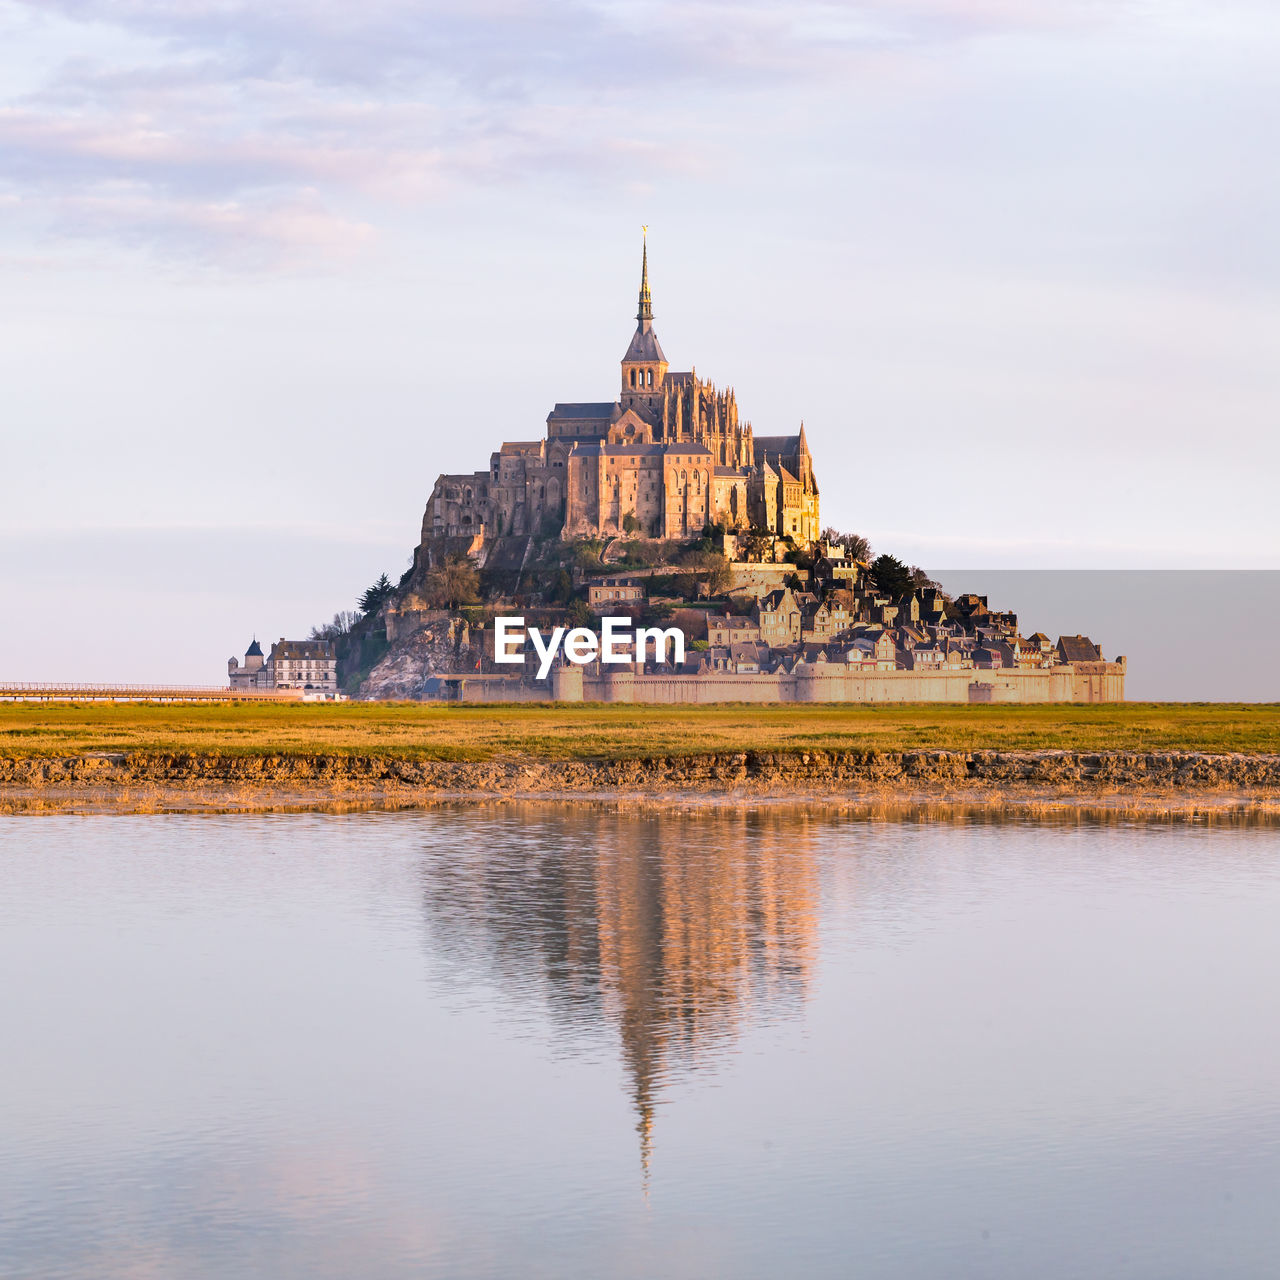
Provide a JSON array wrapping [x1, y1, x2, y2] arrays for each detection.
[[637, 226, 653, 324]]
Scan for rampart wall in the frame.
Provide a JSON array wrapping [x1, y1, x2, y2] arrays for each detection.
[[445, 663, 1126, 704]]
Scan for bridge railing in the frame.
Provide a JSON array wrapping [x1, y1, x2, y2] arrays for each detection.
[[0, 682, 306, 701]]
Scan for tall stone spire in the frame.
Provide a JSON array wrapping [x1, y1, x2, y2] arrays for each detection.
[[637, 226, 653, 326], [621, 225, 667, 394]]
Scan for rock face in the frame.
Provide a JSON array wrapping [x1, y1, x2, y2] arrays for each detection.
[[358, 615, 486, 700]]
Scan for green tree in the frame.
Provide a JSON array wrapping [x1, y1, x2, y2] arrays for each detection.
[[550, 568, 575, 605], [567, 598, 594, 628], [869, 553, 912, 600], [358, 573, 393, 615]]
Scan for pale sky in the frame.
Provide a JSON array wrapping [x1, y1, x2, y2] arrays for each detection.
[[1, 0, 1278, 680]]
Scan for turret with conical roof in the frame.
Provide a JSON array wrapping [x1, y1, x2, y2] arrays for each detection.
[[244, 636, 265, 672]]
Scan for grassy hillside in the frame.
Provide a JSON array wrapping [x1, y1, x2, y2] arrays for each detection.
[[2, 701, 1278, 762]]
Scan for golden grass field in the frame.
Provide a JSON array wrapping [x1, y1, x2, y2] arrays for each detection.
[[1, 701, 1278, 762]]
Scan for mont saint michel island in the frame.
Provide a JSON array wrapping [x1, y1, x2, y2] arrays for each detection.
[[230, 238, 1125, 706], [7, 6, 1279, 1277]]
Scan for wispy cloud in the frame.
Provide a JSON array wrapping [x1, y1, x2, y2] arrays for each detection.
[[0, 0, 1116, 265]]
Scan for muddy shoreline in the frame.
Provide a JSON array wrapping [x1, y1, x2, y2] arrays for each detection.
[[3, 749, 1280, 817]]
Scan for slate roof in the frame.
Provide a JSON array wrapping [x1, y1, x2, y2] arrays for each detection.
[[245, 638, 263, 658], [1057, 634, 1102, 663], [548, 402, 616, 420], [758, 588, 799, 612], [623, 324, 667, 364], [753, 433, 799, 452], [271, 639, 335, 661], [600, 443, 666, 457]]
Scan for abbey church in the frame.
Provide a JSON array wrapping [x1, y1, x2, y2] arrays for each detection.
[[424, 239, 821, 546]]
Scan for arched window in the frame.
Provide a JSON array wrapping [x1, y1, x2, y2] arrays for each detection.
[[629, 369, 636, 388], [646, 369, 653, 387]]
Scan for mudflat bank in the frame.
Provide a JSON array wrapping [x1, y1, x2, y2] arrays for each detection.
[[4, 749, 1280, 815]]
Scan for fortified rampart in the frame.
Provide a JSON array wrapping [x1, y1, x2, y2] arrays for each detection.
[[438, 661, 1125, 705]]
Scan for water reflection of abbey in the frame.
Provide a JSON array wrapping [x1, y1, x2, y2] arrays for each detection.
[[421, 809, 820, 1176]]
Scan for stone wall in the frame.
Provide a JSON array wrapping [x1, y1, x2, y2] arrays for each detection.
[[449, 662, 1126, 704]]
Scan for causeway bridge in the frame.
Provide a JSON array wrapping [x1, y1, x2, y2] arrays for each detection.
[[0, 682, 308, 703]]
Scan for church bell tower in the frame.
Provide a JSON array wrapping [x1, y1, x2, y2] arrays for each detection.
[[621, 229, 669, 410]]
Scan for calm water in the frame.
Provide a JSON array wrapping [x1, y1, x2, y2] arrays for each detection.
[[2, 808, 1278, 1279]]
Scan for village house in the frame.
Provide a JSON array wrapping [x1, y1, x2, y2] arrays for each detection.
[[730, 641, 771, 674], [228, 637, 339, 698], [898, 641, 945, 670], [754, 587, 803, 646], [706, 614, 762, 646], [268, 639, 338, 693], [801, 597, 852, 641], [588, 578, 645, 612]]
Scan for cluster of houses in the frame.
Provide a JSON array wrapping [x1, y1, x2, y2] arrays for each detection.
[[694, 585, 1105, 677]]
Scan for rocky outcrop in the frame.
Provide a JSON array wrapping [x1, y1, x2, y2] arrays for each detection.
[[5, 750, 1280, 796], [358, 616, 486, 699]]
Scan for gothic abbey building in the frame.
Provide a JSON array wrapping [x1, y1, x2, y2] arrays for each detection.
[[424, 243, 820, 547]]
